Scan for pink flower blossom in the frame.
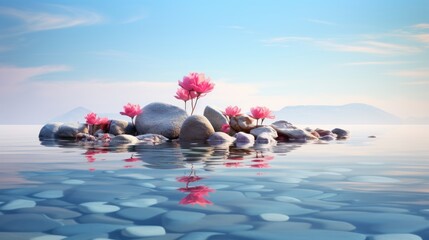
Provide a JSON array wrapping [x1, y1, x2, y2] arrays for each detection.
[[223, 106, 241, 117], [96, 117, 109, 125], [178, 72, 200, 91], [221, 124, 230, 133], [174, 88, 197, 101], [250, 106, 275, 125], [178, 72, 214, 94], [178, 185, 215, 207], [85, 112, 98, 125], [120, 103, 143, 118]]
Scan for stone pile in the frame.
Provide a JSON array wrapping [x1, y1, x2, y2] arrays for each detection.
[[39, 103, 349, 148]]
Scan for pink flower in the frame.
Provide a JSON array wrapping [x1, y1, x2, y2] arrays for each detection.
[[223, 106, 241, 117], [221, 124, 230, 133], [178, 72, 214, 95], [85, 112, 98, 125], [96, 117, 109, 125], [120, 103, 143, 118], [250, 106, 275, 125], [174, 88, 197, 101], [178, 186, 215, 207]]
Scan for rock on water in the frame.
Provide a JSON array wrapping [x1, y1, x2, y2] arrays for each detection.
[[332, 128, 349, 139], [109, 120, 135, 135], [250, 126, 278, 139], [235, 132, 255, 144], [55, 123, 87, 139], [208, 132, 235, 143], [271, 121, 317, 141], [135, 102, 187, 139], [230, 115, 257, 133], [180, 115, 215, 142], [203, 106, 229, 132], [110, 134, 139, 145], [39, 123, 62, 139]]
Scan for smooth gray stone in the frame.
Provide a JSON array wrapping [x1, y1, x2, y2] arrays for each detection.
[[39, 123, 62, 139], [110, 134, 139, 145], [33, 190, 64, 199], [0, 213, 62, 232], [31, 234, 67, 240], [0, 199, 36, 210], [59, 232, 109, 240], [79, 202, 120, 214], [332, 128, 349, 139], [116, 207, 166, 221], [297, 217, 356, 231], [135, 102, 188, 139], [117, 198, 158, 208], [179, 115, 215, 142], [203, 106, 229, 132], [55, 123, 84, 139], [51, 223, 124, 236], [232, 230, 366, 240], [65, 185, 147, 203], [77, 214, 133, 225], [14, 206, 81, 219], [109, 120, 135, 136], [38, 199, 74, 207], [121, 226, 166, 238], [162, 210, 206, 226], [260, 213, 289, 222], [316, 211, 429, 233], [368, 233, 423, 240], [179, 231, 224, 240]]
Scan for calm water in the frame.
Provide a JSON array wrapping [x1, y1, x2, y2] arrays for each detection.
[[0, 125, 428, 240]]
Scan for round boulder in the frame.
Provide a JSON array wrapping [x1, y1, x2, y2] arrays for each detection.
[[250, 126, 278, 139], [135, 102, 188, 139], [332, 128, 349, 139], [203, 106, 229, 132], [55, 123, 87, 139], [179, 115, 215, 142], [39, 123, 62, 140], [109, 120, 135, 135]]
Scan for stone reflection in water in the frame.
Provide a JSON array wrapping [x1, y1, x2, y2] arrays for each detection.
[[135, 142, 186, 169], [177, 165, 215, 207]]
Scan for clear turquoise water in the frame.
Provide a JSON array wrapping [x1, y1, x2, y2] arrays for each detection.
[[0, 125, 428, 240]]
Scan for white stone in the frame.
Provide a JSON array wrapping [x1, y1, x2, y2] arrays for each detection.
[[79, 202, 120, 213], [122, 226, 166, 238], [260, 213, 290, 222]]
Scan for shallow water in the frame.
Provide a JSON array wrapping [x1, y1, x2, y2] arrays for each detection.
[[0, 125, 428, 240]]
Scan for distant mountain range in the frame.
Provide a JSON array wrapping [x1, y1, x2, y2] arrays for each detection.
[[273, 103, 403, 125]]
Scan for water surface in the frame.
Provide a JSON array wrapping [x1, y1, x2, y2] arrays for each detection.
[[0, 125, 428, 240]]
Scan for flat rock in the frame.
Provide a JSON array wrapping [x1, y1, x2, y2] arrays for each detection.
[[117, 198, 158, 208], [250, 126, 278, 138], [297, 217, 356, 231], [51, 223, 124, 236], [77, 214, 133, 225], [14, 206, 81, 219], [65, 185, 147, 203], [179, 115, 215, 142], [316, 211, 429, 233], [260, 213, 289, 222], [0, 199, 36, 211], [136, 134, 169, 144], [204, 106, 229, 132], [110, 134, 139, 145], [31, 234, 67, 240], [229, 114, 257, 133], [115, 207, 166, 221], [232, 230, 366, 240], [122, 226, 166, 238], [368, 234, 423, 240], [135, 102, 188, 139], [79, 202, 120, 214], [33, 190, 64, 199], [0, 213, 62, 232]]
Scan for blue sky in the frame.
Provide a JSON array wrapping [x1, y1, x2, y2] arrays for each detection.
[[0, 0, 428, 123]]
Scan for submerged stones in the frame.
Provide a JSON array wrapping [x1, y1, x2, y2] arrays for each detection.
[[135, 102, 187, 139]]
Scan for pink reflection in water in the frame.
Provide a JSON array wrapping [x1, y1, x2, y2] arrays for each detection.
[[178, 185, 215, 207]]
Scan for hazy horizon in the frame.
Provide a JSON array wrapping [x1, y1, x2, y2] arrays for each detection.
[[1, 0, 428, 124]]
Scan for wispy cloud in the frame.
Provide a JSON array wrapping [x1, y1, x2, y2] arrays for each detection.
[[411, 34, 429, 44], [343, 61, 408, 66], [0, 5, 102, 36], [307, 18, 336, 26], [391, 69, 429, 78], [402, 80, 429, 85], [0, 64, 71, 83], [412, 23, 429, 29]]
